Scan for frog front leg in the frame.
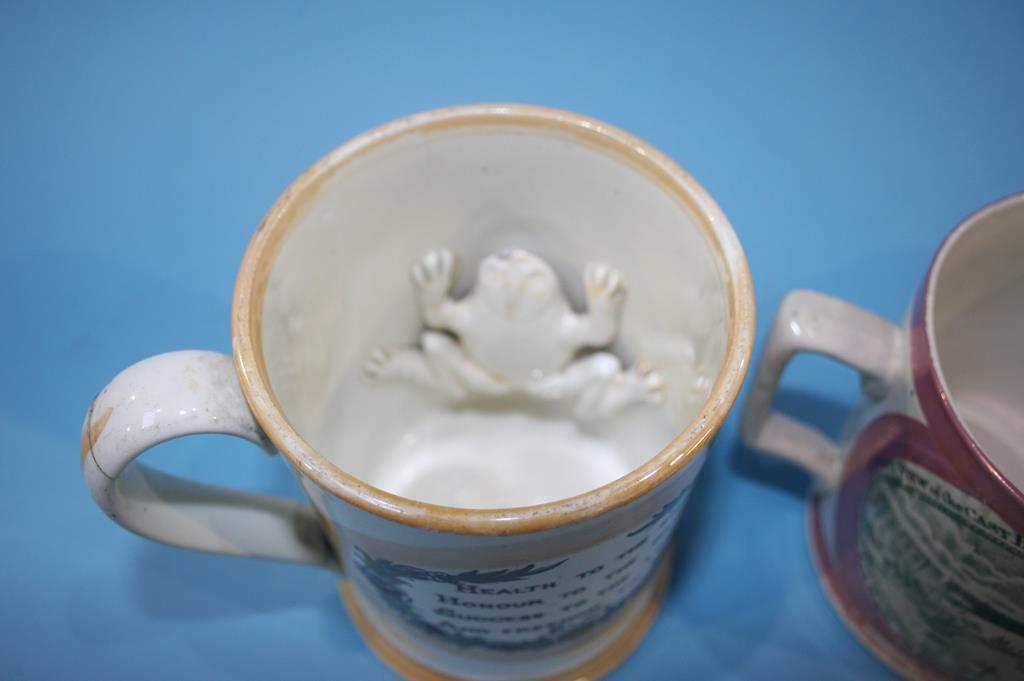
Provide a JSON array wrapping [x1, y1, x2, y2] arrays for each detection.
[[411, 249, 469, 333], [562, 262, 627, 350]]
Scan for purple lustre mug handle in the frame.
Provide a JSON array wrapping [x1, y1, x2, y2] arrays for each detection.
[[740, 290, 902, 488]]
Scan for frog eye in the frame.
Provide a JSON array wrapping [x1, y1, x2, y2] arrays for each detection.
[[481, 264, 504, 287]]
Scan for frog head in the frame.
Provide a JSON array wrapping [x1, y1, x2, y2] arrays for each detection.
[[476, 249, 562, 321]]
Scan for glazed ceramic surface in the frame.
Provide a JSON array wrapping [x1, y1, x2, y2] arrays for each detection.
[[741, 193, 1024, 681], [81, 105, 754, 681]]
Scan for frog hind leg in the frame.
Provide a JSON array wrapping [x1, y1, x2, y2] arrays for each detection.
[[421, 331, 510, 397], [574, 359, 667, 420]]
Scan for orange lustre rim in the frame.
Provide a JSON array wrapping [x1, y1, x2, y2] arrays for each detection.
[[231, 103, 755, 536]]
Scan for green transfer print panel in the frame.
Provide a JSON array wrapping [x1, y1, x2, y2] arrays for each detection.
[[859, 459, 1024, 681]]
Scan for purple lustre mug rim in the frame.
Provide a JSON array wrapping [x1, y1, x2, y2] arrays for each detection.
[[910, 191, 1024, 513]]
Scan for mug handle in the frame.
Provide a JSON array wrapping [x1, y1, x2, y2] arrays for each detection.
[[81, 350, 336, 568], [740, 290, 903, 489]]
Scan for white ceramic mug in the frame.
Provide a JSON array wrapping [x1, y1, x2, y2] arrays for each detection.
[[741, 194, 1024, 681], [81, 105, 754, 680]]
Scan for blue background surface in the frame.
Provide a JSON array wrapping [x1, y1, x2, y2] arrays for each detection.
[[3, 1, 1024, 679]]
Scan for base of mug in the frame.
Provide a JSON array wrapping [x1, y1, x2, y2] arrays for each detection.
[[806, 496, 950, 681], [339, 550, 673, 681]]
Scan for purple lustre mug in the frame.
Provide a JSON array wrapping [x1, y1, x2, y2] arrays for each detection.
[[741, 193, 1024, 680]]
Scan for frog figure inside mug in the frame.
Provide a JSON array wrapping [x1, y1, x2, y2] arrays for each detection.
[[365, 247, 667, 419]]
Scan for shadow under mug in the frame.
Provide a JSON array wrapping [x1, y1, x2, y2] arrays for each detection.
[[80, 105, 755, 681], [742, 193, 1024, 681]]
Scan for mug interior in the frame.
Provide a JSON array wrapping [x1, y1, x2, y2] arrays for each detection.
[[929, 194, 1024, 490], [238, 106, 753, 517]]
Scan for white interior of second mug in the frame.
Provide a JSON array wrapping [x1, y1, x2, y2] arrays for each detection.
[[258, 118, 731, 508], [930, 194, 1024, 489]]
